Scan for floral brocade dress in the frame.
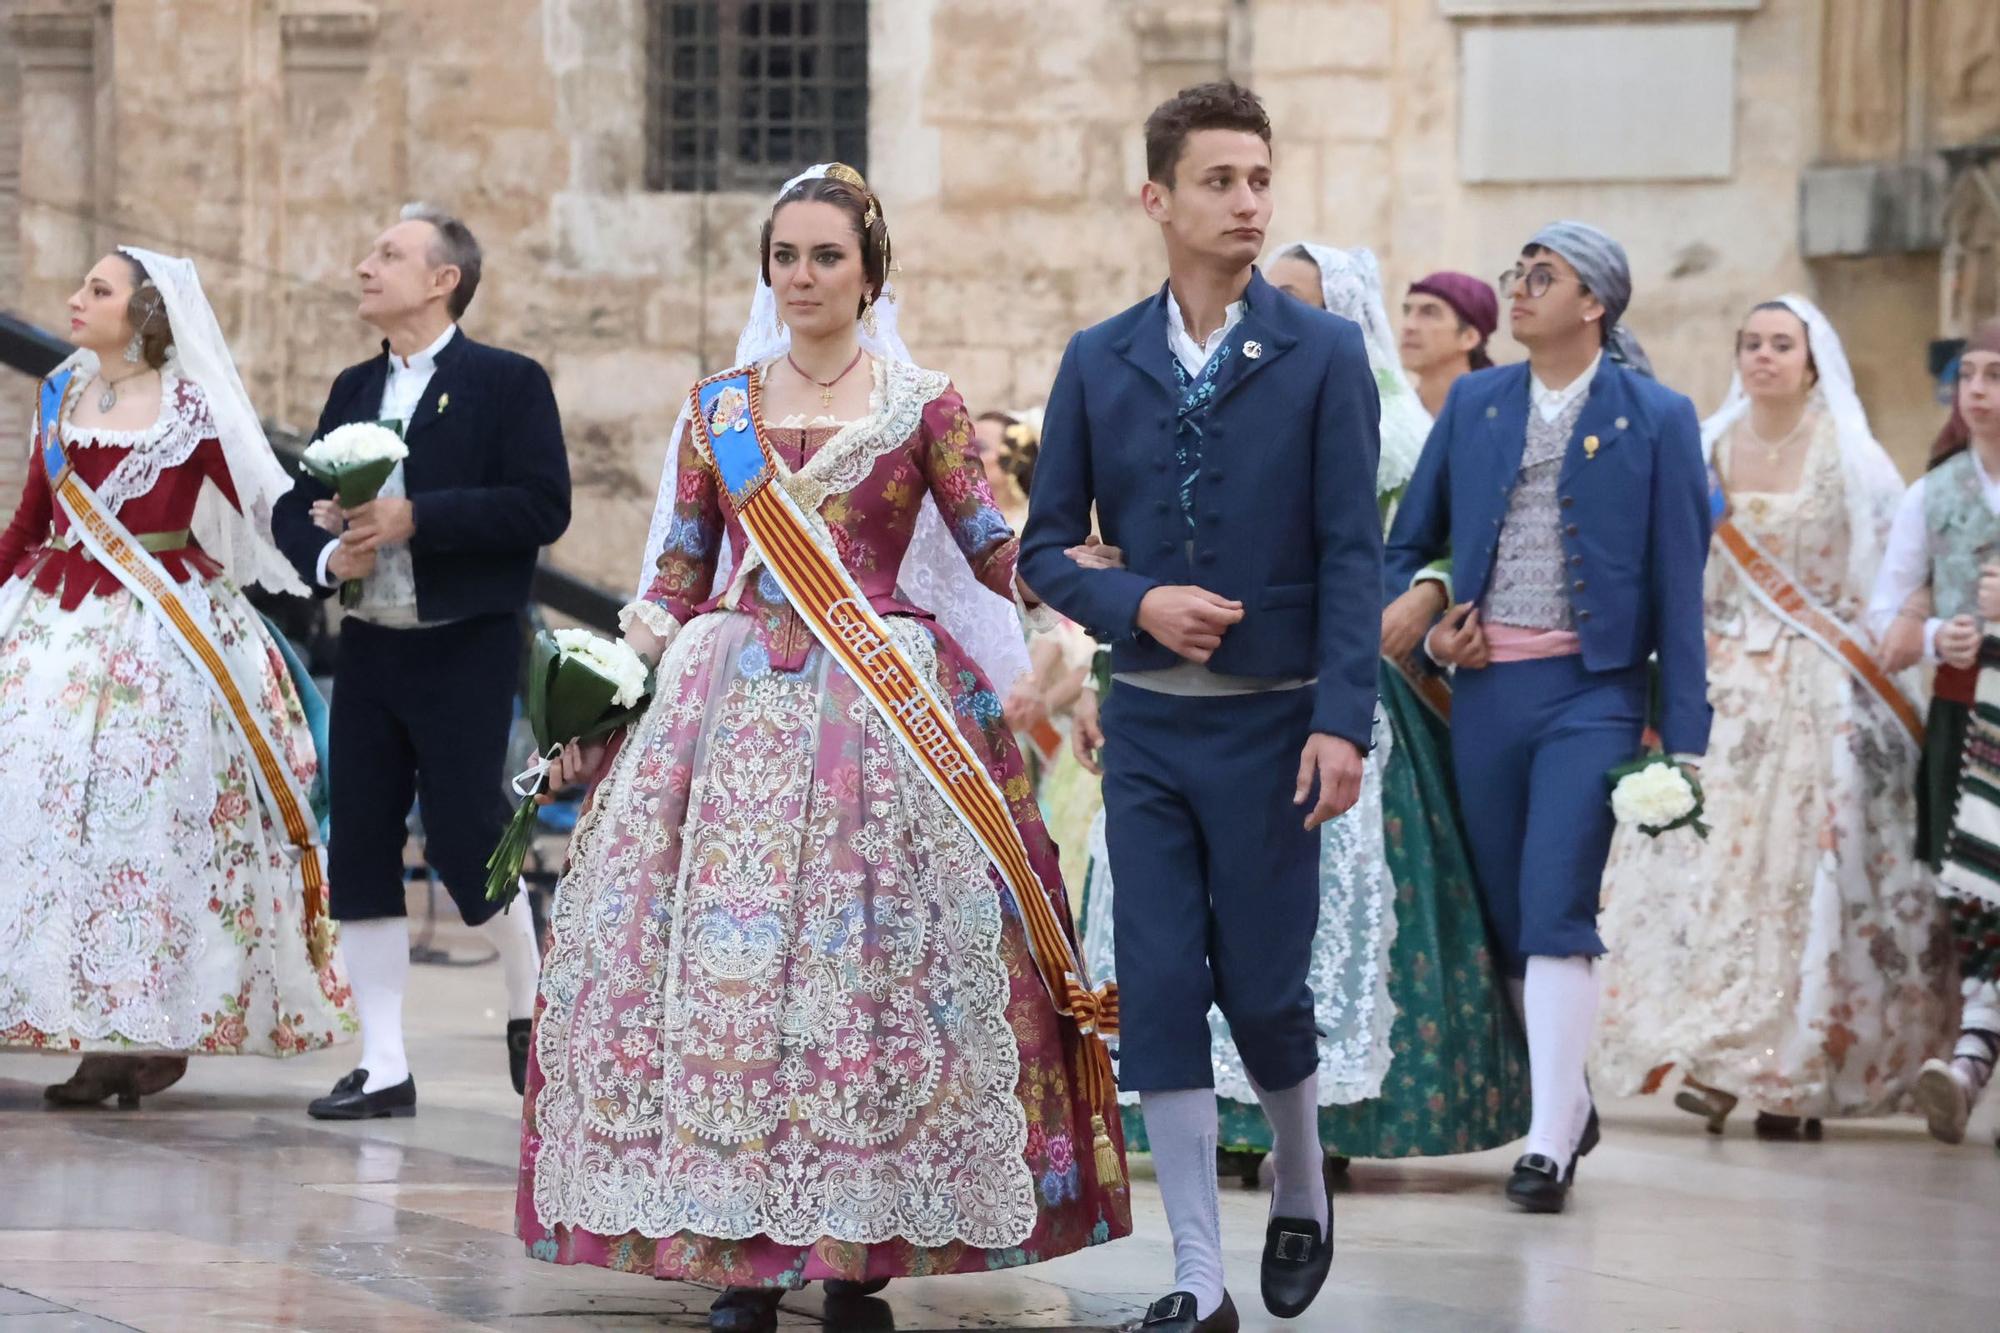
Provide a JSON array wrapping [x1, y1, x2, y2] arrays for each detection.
[[517, 358, 1130, 1288], [1595, 409, 1954, 1117], [0, 373, 352, 1056]]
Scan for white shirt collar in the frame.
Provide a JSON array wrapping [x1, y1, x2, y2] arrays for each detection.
[[1529, 349, 1602, 424], [390, 323, 458, 375], [1165, 287, 1247, 378]]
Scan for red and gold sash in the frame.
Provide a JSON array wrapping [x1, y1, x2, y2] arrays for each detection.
[[1713, 514, 1922, 748], [36, 369, 332, 968], [688, 368, 1121, 1123]]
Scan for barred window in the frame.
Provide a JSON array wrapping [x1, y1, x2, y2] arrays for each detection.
[[645, 1, 869, 194]]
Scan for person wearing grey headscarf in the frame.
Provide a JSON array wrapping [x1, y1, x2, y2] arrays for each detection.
[[1384, 220, 1712, 1214], [1527, 221, 1654, 377]]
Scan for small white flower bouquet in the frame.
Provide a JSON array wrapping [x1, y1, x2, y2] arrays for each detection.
[[1608, 754, 1708, 839], [300, 421, 409, 607], [485, 628, 654, 905]]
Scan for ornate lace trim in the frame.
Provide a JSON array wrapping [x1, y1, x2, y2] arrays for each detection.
[[61, 374, 217, 515], [617, 600, 681, 651]]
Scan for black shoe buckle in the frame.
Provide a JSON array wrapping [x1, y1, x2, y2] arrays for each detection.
[[1273, 1229, 1315, 1264], [1143, 1293, 1191, 1326]]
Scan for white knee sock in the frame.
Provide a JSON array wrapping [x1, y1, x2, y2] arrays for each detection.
[[480, 895, 542, 1021], [1248, 1072, 1329, 1233], [1522, 954, 1598, 1163], [339, 917, 411, 1091], [1140, 1089, 1226, 1319]]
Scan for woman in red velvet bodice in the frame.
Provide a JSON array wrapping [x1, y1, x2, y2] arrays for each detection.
[[0, 375, 238, 609], [0, 248, 351, 1106]]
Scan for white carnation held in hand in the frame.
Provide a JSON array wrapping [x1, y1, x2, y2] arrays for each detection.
[[302, 422, 408, 470], [1610, 761, 1698, 831], [551, 628, 650, 710]]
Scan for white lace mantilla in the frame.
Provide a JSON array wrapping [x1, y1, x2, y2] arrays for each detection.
[[531, 611, 1035, 1248], [60, 372, 215, 516]]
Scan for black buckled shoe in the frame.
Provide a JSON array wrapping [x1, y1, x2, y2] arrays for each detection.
[[508, 1018, 532, 1095], [707, 1287, 784, 1333], [307, 1069, 417, 1120], [1504, 1152, 1570, 1213], [1134, 1290, 1239, 1332], [1260, 1215, 1333, 1318]]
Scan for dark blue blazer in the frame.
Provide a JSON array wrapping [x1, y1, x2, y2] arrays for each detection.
[[1383, 356, 1713, 755], [272, 332, 571, 623], [1019, 271, 1384, 749]]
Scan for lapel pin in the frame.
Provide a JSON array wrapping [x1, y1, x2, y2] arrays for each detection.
[[438, 393, 450, 413], [1243, 340, 1263, 360], [1584, 434, 1601, 459]]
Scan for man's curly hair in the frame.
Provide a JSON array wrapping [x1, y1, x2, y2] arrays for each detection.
[[1144, 81, 1272, 186]]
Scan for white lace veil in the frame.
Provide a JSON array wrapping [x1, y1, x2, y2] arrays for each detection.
[[1284, 243, 1429, 496], [1700, 294, 1905, 603], [635, 164, 1031, 688], [50, 249, 306, 596]]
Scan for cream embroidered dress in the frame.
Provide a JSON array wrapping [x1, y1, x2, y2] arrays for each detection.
[[1595, 404, 1954, 1116]]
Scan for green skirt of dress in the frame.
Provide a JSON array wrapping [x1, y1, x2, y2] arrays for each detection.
[[1120, 665, 1531, 1159]]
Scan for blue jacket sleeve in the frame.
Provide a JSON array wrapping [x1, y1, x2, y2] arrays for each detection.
[[1649, 391, 1713, 755], [1383, 381, 1456, 601], [1019, 334, 1160, 640], [1309, 322, 1385, 747], [410, 357, 572, 556]]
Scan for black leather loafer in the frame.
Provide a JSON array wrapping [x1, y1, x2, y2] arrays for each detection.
[[1505, 1152, 1569, 1213], [307, 1069, 416, 1120], [1134, 1290, 1239, 1331], [1260, 1215, 1333, 1317]]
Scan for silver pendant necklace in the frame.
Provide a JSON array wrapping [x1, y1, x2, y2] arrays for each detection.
[[97, 369, 149, 413]]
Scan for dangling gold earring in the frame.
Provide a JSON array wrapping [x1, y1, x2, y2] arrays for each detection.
[[861, 300, 879, 339]]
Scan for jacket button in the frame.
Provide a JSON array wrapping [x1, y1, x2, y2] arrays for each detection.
[[1155, 460, 1169, 473], [1199, 549, 1217, 563], [1209, 471, 1224, 484], [1159, 539, 1174, 552], [1211, 426, 1226, 440], [1157, 416, 1170, 430], [1570, 553, 1583, 566], [1560, 495, 1575, 509], [1577, 609, 1593, 622], [1205, 513, 1222, 525], [1565, 523, 1579, 536], [1155, 501, 1169, 515], [1573, 579, 1586, 592]]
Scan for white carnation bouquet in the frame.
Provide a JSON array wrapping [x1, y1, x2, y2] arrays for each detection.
[[299, 421, 410, 607], [1608, 753, 1708, 839], [485, 628, 655, 905]]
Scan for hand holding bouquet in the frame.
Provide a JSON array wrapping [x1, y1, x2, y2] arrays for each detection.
[[1608, 753, 1708, 839], [299, 422, 408, 607], [485, 629, 654, 905]]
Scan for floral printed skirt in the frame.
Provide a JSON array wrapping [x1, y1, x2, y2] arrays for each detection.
[[0, 577, 353, 1056], [517, 611, 1129, 1287]]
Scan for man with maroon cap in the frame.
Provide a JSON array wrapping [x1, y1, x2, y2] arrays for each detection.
[[1401, 271, 1498, 417]]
